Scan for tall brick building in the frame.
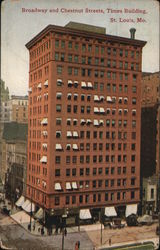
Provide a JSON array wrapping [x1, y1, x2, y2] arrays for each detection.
[[25, 22, 146, 220]]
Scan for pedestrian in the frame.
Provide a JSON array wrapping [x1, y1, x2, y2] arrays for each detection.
[[33, 223, 35, 231], [109, 238, 111, 246]]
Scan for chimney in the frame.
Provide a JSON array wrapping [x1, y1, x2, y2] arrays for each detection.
[[130, 28, 136, 39]]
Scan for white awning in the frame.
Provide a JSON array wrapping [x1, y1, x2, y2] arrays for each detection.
[[68, 80, 73, 85], [66, 182, 72, 190], [99, 120, 104, 125], [86, 119, 92, 124], [94, 119, 99, 126], [100, 96, 105, 101], [74, 81, 78, 84], [132, 109, 136, 112], [73, 131, 78, 137], [37, 83, 42, 89], [72, 182, 78, 189], [24, 202, 35, 213], [67, 131, 72, 137], [73, 144, 78, 150], [15, 195, 25, 207], [119, 97, 123, 100], [28, 87, 32, 93], [73, 119, 78, 122], [105, 207, 117, 217], [80, 119, 85, 124], [44, 93, 48, 97], [125, 204, 137, 217], [42, 143, 47, 148], [42, 130, 48, 136], [55, 144, 62, 150], [124, 109, 128, 113], [94, 95, 99, 101], [87, 82, 93, 88], [41, 118, 48, 125], [94, 107, 99, 113], [34, 208, 44, 220], [22, 199, 30, 210], [56, 92, 62, 97], [44, 80, 48, 87], [106, 96, 112, 102], [74, 94, 78, 97], [55, 183, 62, 191], [124, 97, 128, 101], [79, 209, 92, 220], [57, 79, 62, 83], [119, 109, 122, 112], [66, 144, 71, 150], [67, 93, 72, 97], [81, 81, 87, 88], [100, 107, 105, 113], [67, 118, 71, 122], [40, 156, 47, 163]]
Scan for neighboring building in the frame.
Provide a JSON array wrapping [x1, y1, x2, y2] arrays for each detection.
[[141, 72, 160, 177], [0, 79, 9, 102], [25, 22, 146, 222], [142, 176, 157, 215], [140, 72, 160, 213], [1, 122, 28, 199], [1, 95, 28, 123]]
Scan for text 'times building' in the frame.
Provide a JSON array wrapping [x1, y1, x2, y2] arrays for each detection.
[[26, 22, 146, 219]]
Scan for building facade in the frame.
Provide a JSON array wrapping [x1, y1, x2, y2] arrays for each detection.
[[1, 122, 28, 198], [26, 22, 146, 217]]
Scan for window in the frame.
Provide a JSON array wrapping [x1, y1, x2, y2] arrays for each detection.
[[68, 41, 72, 48], [56, 104, 62, 112], [66, 196, 70, 205], [74, 55, 78, 63], [151, 188, 154, 199], [68, 54, 72, 62], [55, 196, 60, 205], [131, 178, 135, 186], [66, 169, 70, 176], [61, 40, 65, 48], [55, 52, 59, 61], [105, 193, 108, 201], [67, 105, 71, 113], [105, 180, 109, 187], [105, 168, 109, 175], [68, 67, 72, 75], [82, 44, 86, 52], [75, 43, 79, 50], [131, 166, 135, 174], [66, 156, 70, 164], [88, 44, 92, 52], [55, 40, 59, 48], [131, 155, 136, 162], [81, 106, 85, 113], [111, 167, 115, 174], [93, 168, 97, 175], [55, 156, 61, 164], [56, 118, 62, 125], [80, 168, 84, 176], [132, 98, 136, 105], [55, 169, 60, 177], [73, 105, 78, 113], [56, 131, 61, 138], [57, 66, 62, 74], [131, 191, 135, 199]]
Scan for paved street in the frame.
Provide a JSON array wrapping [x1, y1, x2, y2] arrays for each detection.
[[0, 210, 159, 250]]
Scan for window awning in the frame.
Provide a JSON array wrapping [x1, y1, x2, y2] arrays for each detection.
[[72, 182, 78, 189], [74, 81, 78, 84], [57, 79, 62, 83], [94, 107, 99, 113], [15, 195, 25, 207], [37, 83, 42, 89], [125, 204, 137, 217], [55, 183, 62, 191], [28, 87, 32, 93], [68, 80, 73, 85], [67, 131, 72, 137], [44, 80, 48, 87], [66, 182, 72, 190], [73, 119, 78, 122], [100, 96, 105, 101], [34, 208, 44, 220], [73, 131, 78, 137], [42, 131, 48, 136], [42, 143, 47, 148], [132, 109, 136, 112], [66, 144, 71, 150], [99, 120, 104, 125], [22, 199, 32, 211], [41, 118, 48, 125], [44, 93, 48, 97], [40, 156, 47, 163], [105, 206, 117, 217], [73, 144, 78, 150], [100, 107, 105, 113], [119, 97, 122, 100], [79, 209, 92, 220], [74, 94, 78, 97], [94, 119, 99, 126], [87, 82, 93, 88], [80, 119, 85, 124], [56, 92, 62, 97], [86, 119, 92, 124], [124, 97, 128, 101], [124, 109, 128, 112], [55, 144, 62, 150], [94, 95, 99, 101], [106, 96, 112, 102], [81, 81, 87, 88], [67, 93, 72, 97], [119, 109, 122, 112]]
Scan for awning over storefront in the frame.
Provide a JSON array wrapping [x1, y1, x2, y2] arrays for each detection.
[[22, 199, 32, 211], [79, 209, 92, 220], [34, 208, 44, 220], [105, 206, 117, 217], [125, 204, 137, 217], [15, 195, 25, 207]]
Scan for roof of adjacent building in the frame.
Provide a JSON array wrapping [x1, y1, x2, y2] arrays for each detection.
[[3, 122, 28, 141], [26, 22, 147, 49], [11, 95, 28, 100]]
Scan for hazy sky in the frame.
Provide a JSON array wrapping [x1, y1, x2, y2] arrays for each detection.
[[1, 0, 159, 96]]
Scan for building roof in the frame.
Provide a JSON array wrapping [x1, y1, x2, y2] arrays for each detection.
[[11, 95, 28, 100], [26, 22, 146, 49], [65, 21, 106, 34], [3, 122, 28, 141]]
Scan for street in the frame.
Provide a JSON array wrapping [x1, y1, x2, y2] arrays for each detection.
[[0, 211, 159, 250]]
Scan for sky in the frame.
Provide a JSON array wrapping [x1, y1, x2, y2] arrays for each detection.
[[1, 0, 160, 96]]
